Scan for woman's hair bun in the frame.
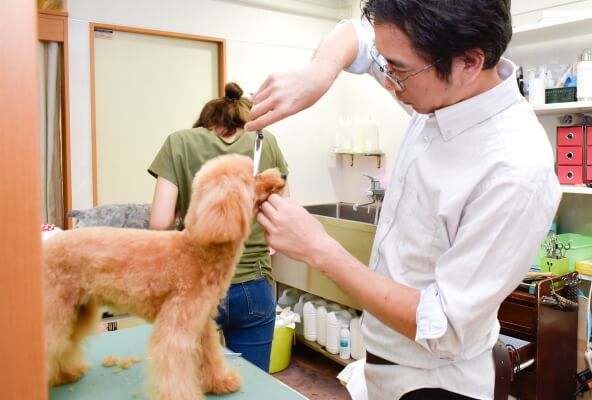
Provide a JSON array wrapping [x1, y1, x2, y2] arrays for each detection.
[[224, 82, 243, 101]]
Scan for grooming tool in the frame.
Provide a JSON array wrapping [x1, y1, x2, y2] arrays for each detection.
[[253, 130, 264, 176]]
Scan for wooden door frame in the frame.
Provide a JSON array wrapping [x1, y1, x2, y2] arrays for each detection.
[[89, 23, 227, 205], [38, 9, 72, 228], [1, 3, 46, 399]]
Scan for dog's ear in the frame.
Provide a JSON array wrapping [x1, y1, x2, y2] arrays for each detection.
[[254, 168, 285, 206], [184, 155, 254, 246], [185, 181, 252, 245]]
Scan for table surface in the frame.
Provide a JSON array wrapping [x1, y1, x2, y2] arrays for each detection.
[[49, 325, 307, 400]]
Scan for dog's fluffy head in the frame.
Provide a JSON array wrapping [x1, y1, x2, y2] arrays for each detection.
[[183, 154, 284, 245]]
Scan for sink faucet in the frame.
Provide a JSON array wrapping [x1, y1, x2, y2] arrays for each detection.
[[353, 174, 385, 213]]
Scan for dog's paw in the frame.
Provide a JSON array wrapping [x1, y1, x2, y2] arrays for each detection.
[[52, 364, 88, 386], [203, 368, 242, 394]]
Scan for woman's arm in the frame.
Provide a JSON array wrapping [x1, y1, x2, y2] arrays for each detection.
[[149, 176, 178, 230]]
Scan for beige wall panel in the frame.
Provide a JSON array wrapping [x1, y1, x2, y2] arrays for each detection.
[[94, 29, 218, 204]]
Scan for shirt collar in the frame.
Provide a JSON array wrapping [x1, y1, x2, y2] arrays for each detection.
[[434, 58, 522, 141]]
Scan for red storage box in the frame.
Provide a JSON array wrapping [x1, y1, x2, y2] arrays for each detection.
[[557, 146, 583, 165], [557, 126, 584, 146], [557, 165, 585, 184], [588, 147, 592, 165], [587, 125, 592, 145]]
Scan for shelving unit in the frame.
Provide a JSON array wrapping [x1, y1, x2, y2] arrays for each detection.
[[561, 185, 592, 195], [532, 101, 592, 116], [295, 333, 353, 367], [509, 15, 592, 377], [335, 151, 384, 168]]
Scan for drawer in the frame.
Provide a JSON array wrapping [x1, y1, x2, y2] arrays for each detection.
[[588, 166, 592, 182], [587, 125, 592, 146], [588, 147, 592, 165], [557, 126, 584, 146], [557, 165, 585, 184], [557, 146, 583, 165]]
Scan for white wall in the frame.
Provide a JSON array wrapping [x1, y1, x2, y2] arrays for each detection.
[[67, 0, 409, 211], [511, 0, 592, 25]]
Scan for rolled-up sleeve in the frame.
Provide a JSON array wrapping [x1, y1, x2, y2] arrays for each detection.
[[415, 173, 560, 359]]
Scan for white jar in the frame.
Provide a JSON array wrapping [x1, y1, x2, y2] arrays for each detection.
[[339, 326, 351, 360], [577, 48, 592, 101]]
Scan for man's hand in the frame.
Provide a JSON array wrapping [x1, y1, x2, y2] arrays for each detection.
[[256, 194, 333, 266], [245, 62, 336, 132]]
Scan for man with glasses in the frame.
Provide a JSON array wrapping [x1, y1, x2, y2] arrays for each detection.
[[247, 1, 560, 399]]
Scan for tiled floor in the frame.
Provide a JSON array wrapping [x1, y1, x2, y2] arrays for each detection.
[[273, 342, 351, 400]]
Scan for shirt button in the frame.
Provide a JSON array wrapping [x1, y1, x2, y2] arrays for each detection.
[[423, 135, 429, 142]]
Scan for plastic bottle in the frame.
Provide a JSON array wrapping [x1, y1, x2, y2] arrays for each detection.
[[316, 303, 341, 347], [303, 300, 326, 342], [339, 325, 351, 360], [326, 311, 352, 354], [341, 118, 353, 153], [352, 119, 365, 154], [294, 293, 317, 336], [545, 69, 554, 89], [577, 48, 592, 101], [529, 68, 546, 105]]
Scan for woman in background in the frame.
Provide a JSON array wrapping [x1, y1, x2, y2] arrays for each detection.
[[148, 82, 289, 371]]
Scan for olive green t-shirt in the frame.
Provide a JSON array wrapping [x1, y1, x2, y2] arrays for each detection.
[[148, 127, 289, 284]]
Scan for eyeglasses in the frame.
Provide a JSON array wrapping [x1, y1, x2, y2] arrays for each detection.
[[370, 45, 436, 91]]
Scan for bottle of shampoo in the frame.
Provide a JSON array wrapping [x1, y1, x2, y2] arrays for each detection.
[[577, 48, 592, 101]]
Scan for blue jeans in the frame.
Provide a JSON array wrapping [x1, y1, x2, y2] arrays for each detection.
[[215, 277, 276, 371]]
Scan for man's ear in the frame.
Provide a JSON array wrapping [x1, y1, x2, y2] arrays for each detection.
[[452, 48, 485, 86]]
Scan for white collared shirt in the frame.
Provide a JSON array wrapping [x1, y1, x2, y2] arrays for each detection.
[[346, 19, 561, 399]]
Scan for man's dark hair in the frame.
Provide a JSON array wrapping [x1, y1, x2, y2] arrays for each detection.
[[361, 0, 512, 81]]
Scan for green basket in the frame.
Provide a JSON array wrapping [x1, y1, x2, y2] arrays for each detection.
[[545, 87, 577, 104], [269, 326, 295, 373]]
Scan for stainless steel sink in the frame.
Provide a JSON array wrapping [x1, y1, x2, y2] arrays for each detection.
[[272, 202, 378, 310], [304, 202, 380, 224]]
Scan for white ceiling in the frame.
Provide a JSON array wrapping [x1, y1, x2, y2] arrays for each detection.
[[215, 0, 354, 20], [298, 0, 354, 7]]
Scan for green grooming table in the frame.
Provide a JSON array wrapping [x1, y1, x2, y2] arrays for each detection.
[[49, 325, 307, 399]]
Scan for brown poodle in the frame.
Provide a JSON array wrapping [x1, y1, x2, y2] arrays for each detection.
[[43, 154, 285, 400]]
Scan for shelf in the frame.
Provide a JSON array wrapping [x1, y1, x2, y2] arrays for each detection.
[[335, 151, 384, 168], [532, 101, 592, 116], [295, 333, 353, 367], [561, 185, 592, 195], [511, 15, 592, 47]]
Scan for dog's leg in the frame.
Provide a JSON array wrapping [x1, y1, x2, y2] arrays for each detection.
[[199, 318, 242, 394], [149, 297, 208, 400], [46, 294, 101, 386]]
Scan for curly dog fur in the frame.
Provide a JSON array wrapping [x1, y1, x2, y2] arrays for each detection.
[[43, 154, 285, 399]]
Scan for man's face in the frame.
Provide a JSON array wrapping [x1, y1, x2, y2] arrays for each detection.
[[374, 23, 456, 114]]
